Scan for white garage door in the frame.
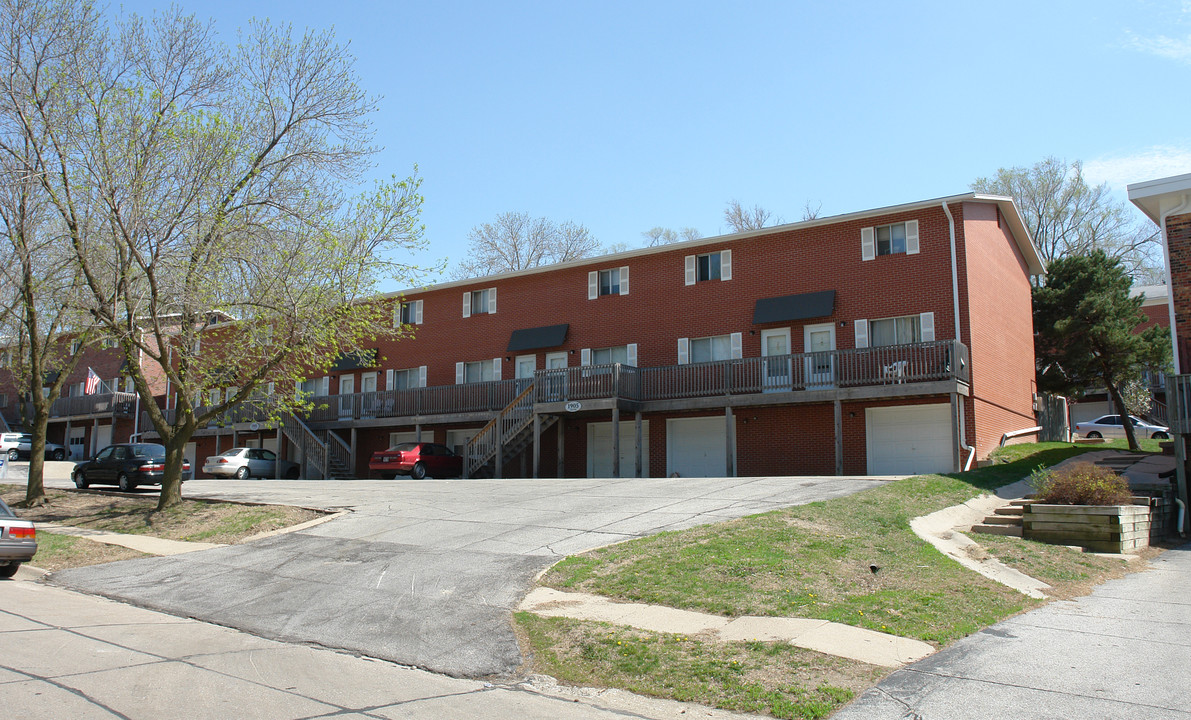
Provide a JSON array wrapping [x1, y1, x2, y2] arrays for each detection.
[[866, 404, 953, 475], [667, 416, 735, 478], [587, 421, 649, 478]]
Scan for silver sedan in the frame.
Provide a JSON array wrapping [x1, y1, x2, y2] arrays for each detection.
[[1074, 414, 1169, 440], [201, 448, 300, 479], [0, 498, 36, 578]]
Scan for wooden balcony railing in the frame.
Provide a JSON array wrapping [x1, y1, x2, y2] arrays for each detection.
[[1168, 374, 1191, 434], [32, 391, 138, 420], [304, 378, 524, 423]]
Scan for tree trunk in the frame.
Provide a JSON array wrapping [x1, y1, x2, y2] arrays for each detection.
[[21, 402, 50, 507], [156, 429, 194, 510], [1108, 382, 1141, 452]]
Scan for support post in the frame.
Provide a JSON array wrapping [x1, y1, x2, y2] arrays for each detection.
[[725, 405, 735, 477], [91, 418, 99, 457], [415, 423, 422, 442], [612, 406, 620, 479], [65, 420, 72, 459], [463, 441, 470, 480], [834, 399, 843, 476], [533, 413, 541, 479], [951, 393, 962, 473], [350, 427, 358, 478], [496, 419, 504, 479], [557, 417, 565, 478], [635, 411, 643, 478], [1178, 436, 1190, 534]]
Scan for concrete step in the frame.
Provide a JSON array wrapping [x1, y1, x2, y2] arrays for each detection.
[[994, 506, 1025, 516], [981, 515, 1023, 526], [971, 524, 1023, 537]]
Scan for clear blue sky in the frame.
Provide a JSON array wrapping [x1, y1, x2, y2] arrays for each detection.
[[114, 0, 1191, 287]]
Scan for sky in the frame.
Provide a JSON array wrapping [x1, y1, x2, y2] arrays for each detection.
[[112, 0, 1191, 289]]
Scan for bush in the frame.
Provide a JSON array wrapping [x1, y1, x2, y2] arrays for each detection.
[[1037, 463, 1133, 506]]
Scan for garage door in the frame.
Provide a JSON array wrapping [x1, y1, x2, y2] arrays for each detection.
[[667, 416, 735, 478], [866, 404, 953, 475], [587, 421, 649, 478]]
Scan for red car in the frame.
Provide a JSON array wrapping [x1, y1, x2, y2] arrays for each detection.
[[369, 442, 462, 479]]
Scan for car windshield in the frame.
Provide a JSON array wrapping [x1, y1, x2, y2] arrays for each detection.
[[389, 443, 419, 452], [131, 444, 166, 459], [220, 449, 246, 457], [0, 498, 13, 517]]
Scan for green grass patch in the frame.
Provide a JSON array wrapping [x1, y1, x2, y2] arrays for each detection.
[[517, 613, 884, 720], [29, 530, 148, 571]]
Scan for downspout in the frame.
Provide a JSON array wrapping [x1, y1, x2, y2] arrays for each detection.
[[1159, 193, 1191, 535], [943, 201, 975, 470]]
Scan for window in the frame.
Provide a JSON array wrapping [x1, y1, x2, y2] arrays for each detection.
[[0, 350, 8, 366], [592, 346, 629, 365], [870, 315, 921, 346], [599, 269, 619, 295], [861, 220, 919, 260], [463, 288, 496, 317], [588, 267, 630, 299], [395, 299, 423, 325], [70, 340, 81, 354], [101, 337, 117, 349], [0, 393, 6, 407], [463, 359, 496, 383], [297, 378, 320, 397], [684, 250, 732, 285], [388, 368, 420, 390], [690, 335, 732, 363]]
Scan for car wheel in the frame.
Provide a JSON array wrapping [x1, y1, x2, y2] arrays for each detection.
[[117, 473, 135, 492], [1153, 431, 1169, 440], [6, 449, 16, 461], [0, 562, 19, 579], [74, 471, 89, 489], [51, 448, 65, 461], [410, 462, 427, 480], [235, 466, 250, 480], [1086, 431, 1102, 439], [284, 467, 300, 480]]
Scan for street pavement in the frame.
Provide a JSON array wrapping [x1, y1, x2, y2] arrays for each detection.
[[35, 469, 882, 677], [833, 541, 1191, 719], [0, 576, 754, 720]]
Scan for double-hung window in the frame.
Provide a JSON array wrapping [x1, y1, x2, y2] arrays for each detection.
[[677, 333, 743, 364], [396, 299, 423, 325], [861, 220, 919, 260], [588, 267, 630, 299], [389, 368, 419, 390], [456, 358, 501, 384], [463, 288, 496, 317], [599, 269, 619, 295], [870, 316, 921, 346], [684, 250, 732, 284], [592, 346, 629, 365]]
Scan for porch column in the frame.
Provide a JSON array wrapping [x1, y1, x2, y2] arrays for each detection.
[[91, 418, 99, 457], [415, 423, 422, 442], [556, 417, 565, 478], [1177, 437, 1190, 534], [215, 433, 221, 455], [725, 406, 735, 477], [611, 407, 620, 479], [951, 393, 962, 473], [350, 427, 358, 478], [232, 428, 238, 448], [65, 420, 72, 459], [496, 422, 504, 479], [834, 399, 843, 476], [532, 413, 541, 479], [634, 411, 643, 478]]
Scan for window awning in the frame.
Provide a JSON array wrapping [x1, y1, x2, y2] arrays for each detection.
[[330, 348, 379, 372], [752, 290, 835, 324], [507, 324, 569, 352]]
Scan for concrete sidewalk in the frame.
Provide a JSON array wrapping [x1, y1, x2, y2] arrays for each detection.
[[0, 577, 754, 720], [832, 541, 1191, 719]]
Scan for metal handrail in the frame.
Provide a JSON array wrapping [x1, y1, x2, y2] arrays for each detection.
[[282, 414, 327, 479], [465, 383, 535, 478]]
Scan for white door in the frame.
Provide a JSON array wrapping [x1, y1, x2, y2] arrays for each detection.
[[95, 425, 112, 454], [667, 416, 735, 478], [587, 420, 650, 478], [804, 323, 836, 389], [866, 404, 953, 475], [360, 372, 378, 417], [70, 426, 86, 460], [515, 354, 536, 393], [338, 376, 355, 419], [184, 442, 196, 477], [760, 328, 791, 391], [389, 431, 418, 448], [544, 351, 568, 401], [446, 428, 478, 456]]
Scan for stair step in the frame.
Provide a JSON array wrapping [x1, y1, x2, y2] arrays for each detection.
[[994, 506, 1024, 516], [1009, 499, 1038, 507], [970, 524, 1023, 537], [981, 515, 1022, 526]]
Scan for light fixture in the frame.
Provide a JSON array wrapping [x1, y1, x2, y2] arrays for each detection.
[[839, 320, 847, 327]]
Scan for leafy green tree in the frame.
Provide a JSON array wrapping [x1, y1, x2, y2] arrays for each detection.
[[1034, 251, 1170, 450]]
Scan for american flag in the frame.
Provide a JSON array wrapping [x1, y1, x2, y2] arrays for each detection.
[[84, 367, 101, 395]]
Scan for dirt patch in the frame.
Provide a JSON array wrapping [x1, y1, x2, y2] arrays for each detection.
[[2, 484, 325, 545]]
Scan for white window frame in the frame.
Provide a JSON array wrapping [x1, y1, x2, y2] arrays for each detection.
[[861, 220, 919, 261], [463, 288, 497, 317], [864, 312, 935, 347], [386, 367, 424, 391], [515, 354, 537, 379], [678, 333, 742, 364], [396, 299, 423, 326], [685, 250, 733, 284], [457, 358, 501, 384]]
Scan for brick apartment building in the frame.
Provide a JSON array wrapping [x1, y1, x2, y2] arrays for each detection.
[[1129, 172, 1191, 533], [2, 191, 1045, 480]]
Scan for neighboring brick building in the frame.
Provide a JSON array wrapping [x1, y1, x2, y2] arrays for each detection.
[[1129, 172, 1191, 534], [177, 191, 1043, 481]]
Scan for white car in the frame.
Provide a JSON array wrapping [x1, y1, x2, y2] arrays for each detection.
[[0, 433, 25, 461], [202, 447, 300, 479], [1074, 415, 1169, 440], [17, 435, 67, 461]]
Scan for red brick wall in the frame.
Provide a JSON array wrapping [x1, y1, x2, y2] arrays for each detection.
[[1167, 213, 1191, 371], [1137, 301, 1170, 333], [960, 202, 1038, 458]]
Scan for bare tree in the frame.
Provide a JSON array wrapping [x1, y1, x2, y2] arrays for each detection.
[[0, 1, 426, 509], [972, 157, 1161, 278], [724, 200, 781, 232], [641, 226, 701, 247], [801, 200, 822, 221], [451, 212, 599, 279]]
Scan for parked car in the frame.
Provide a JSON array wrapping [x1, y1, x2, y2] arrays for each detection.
[[0, 432, 24, 461], [17, 435, 67, 461], [72, 443, 193, 491], [202, 447, 300, 479], [1074, 414, 1170, 440], [0, 497, 36, 578], [369, 442, 462, 479]]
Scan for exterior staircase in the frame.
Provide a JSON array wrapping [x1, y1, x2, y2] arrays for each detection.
[[970, 500, 1033, 537], [281, 414, 330, 479], [464, 383, 557, 479], [316, 429, 353, 479]]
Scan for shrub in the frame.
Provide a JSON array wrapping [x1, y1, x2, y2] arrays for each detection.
[[1037, 463, 1133, 506]]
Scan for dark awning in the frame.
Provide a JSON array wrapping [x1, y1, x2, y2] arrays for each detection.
[[507, 323, 569, 352], [752, 290, 835, 324], [330, 348, 378, 372]]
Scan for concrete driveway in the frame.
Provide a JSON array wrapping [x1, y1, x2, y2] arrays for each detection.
[[42, 472, 883, 678]]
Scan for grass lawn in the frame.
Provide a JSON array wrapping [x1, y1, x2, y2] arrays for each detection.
[[518, 440, 1159, 718]]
